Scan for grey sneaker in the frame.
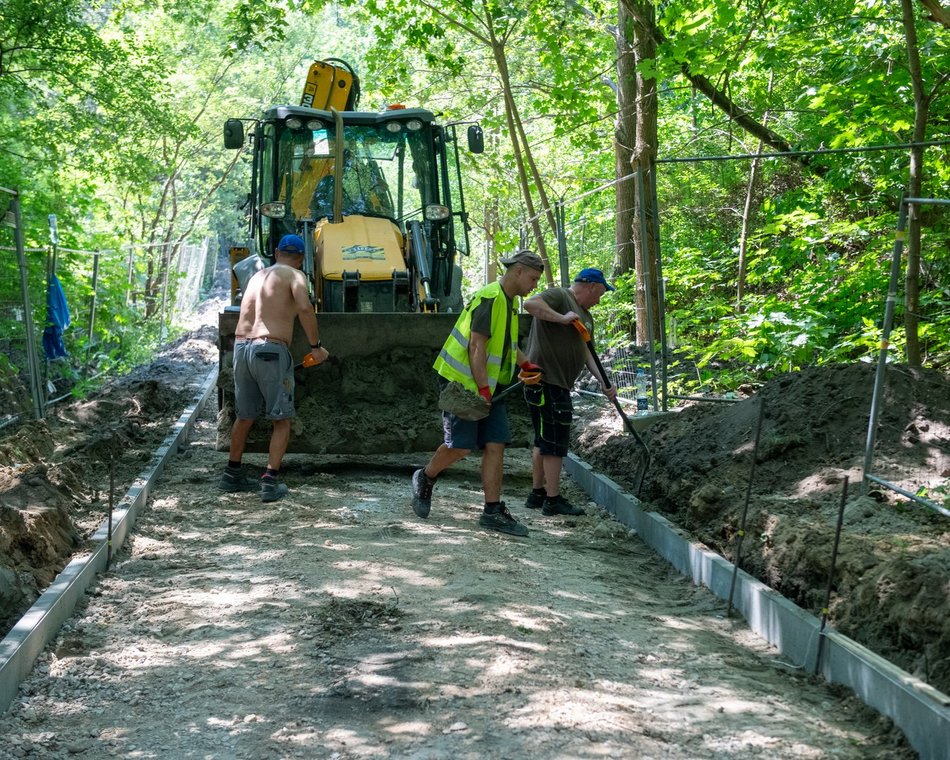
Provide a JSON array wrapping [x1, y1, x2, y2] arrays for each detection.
[[218, 468, 257, 492], [261, 477, 289, 503], [479, 503, 528, 537], [525, 490, 545, 510], [411, 469, 434, 518], [542, 494, 584, 516]]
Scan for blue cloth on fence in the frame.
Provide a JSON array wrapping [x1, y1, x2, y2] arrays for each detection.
[[42, 273, 71, 360]]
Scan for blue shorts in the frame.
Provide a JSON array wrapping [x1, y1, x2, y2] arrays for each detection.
[[526, 382, 573, 458], [233, 340, 295, 420], [442, 397, 512, 450]]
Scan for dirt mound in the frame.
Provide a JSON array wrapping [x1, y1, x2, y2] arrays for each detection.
[[0, 454, 82, 632], [0, 328, 219, 638], [572, 362, 950, 694]]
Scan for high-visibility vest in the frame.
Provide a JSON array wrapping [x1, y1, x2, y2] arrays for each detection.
[[433, 281, 517, 393]]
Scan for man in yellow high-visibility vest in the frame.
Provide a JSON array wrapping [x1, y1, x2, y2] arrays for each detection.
[[411, 250, 544, 536]]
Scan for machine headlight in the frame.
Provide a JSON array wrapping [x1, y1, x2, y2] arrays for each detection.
[[406, 119, 423, 131], [385, 122, 402, 133], [260, 202, 287, 218], [424, 204, 450, 221], [305, 119, 324, 130], [285, 117, 303, 129]]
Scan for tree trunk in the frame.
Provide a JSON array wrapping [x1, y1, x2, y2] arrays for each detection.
[[901, 0, 928, 367], [627, 0, 660, 345], [509, 80, 560, 256], [489, 34, 556, 287], [484, 198, 500, 284], [615, 1, 637, 278]]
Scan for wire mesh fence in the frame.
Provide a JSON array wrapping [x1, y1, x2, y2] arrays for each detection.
[[0, 187, 209, 431], [173, 239, 214, 318], [530, 164, 948, 516], [0, 189, 44, 429], [862, 196, 950, 516]]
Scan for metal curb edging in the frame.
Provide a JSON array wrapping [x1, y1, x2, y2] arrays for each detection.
[[564, 453, 950, 760], [0, 368, 219, 714]]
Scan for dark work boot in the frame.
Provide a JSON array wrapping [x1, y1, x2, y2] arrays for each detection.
[[479, 503, 528, 537], [218, 467, 257, 493], [542, 494, 585, 516], [411, 469, 435, 518], [525, 488, 546, 510], [261, 475, 289, 503]]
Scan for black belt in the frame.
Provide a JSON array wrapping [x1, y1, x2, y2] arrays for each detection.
[[236, 336, 289, 347]]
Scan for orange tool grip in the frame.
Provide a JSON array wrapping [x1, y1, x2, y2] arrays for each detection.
[[572, 319, 591, 342]]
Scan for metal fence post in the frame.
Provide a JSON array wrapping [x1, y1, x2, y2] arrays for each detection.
[[13, 192, 45, 419], [555, 198, 570, 287], [634, 170, 658, 400], [87, 250, 100, 368], [126, 241, 135, 305], [649, 167, 669, 412], [862, 198, 908, 492]]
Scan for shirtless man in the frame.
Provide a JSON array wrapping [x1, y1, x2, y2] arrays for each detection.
[[218, 234, 330, 502]]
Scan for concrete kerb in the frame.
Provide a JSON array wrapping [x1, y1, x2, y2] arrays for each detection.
[[564, 453, 950, 760], [0, 368, 219, 715]]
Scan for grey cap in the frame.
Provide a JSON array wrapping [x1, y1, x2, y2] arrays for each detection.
[[500, 249, 544, 272]]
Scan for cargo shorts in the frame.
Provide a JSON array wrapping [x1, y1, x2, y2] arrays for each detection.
[[233, 340, 295, 420], [526, 381, 573, 458]]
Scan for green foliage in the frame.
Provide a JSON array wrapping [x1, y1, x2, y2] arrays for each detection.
[[2, 0, 949, 409], [916, 481, 950, 511]]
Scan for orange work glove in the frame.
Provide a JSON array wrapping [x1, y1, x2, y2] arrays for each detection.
[[518, 361, 543, 385]]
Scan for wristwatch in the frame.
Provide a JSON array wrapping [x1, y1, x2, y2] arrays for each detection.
[[310, 341, 322, 349]]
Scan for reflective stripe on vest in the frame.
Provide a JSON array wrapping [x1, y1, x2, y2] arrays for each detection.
[[433, 281, 517, 393]]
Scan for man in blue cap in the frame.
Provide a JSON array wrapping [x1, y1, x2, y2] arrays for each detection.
[[219, 234, 329, 502], [521, 267, 617, 516]]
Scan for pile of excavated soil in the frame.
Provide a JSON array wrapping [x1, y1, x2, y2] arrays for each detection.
[[572, 362, 950, 696], [0, 325, 220, 635]]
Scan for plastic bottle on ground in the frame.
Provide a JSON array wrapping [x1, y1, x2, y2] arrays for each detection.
[[635, 368, 649, 414]]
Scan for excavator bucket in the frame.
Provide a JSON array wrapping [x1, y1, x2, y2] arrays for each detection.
[[219, 311, 449, 454]]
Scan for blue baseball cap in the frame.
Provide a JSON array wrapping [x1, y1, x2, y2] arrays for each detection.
[[574, 267, 615, 291], [277, 234, 306, 254]]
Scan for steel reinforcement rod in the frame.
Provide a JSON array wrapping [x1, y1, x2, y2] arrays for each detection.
[[727, 397, 766, 618], [813, 477, 849, 674]]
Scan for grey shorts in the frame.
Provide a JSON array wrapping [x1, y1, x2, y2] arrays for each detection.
[[233, 340, 295, 420]]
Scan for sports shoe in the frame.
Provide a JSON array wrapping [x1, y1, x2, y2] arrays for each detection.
[[218, 468, 258, 492], [261, 477, 289, 503], [542, 494, 585, 516], [411, 469, 434, 518], [479, 503, 529, 537], [525, 489, 545, 510]]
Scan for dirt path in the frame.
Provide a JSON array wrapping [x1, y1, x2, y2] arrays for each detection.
[[0, 404, 912, 759]]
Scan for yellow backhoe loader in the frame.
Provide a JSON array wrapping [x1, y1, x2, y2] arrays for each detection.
[[218, 60, 486, 454]]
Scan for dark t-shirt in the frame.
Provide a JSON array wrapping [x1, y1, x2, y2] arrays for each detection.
[[470, 289, 515, 379], [524, 288, 593, 390]]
